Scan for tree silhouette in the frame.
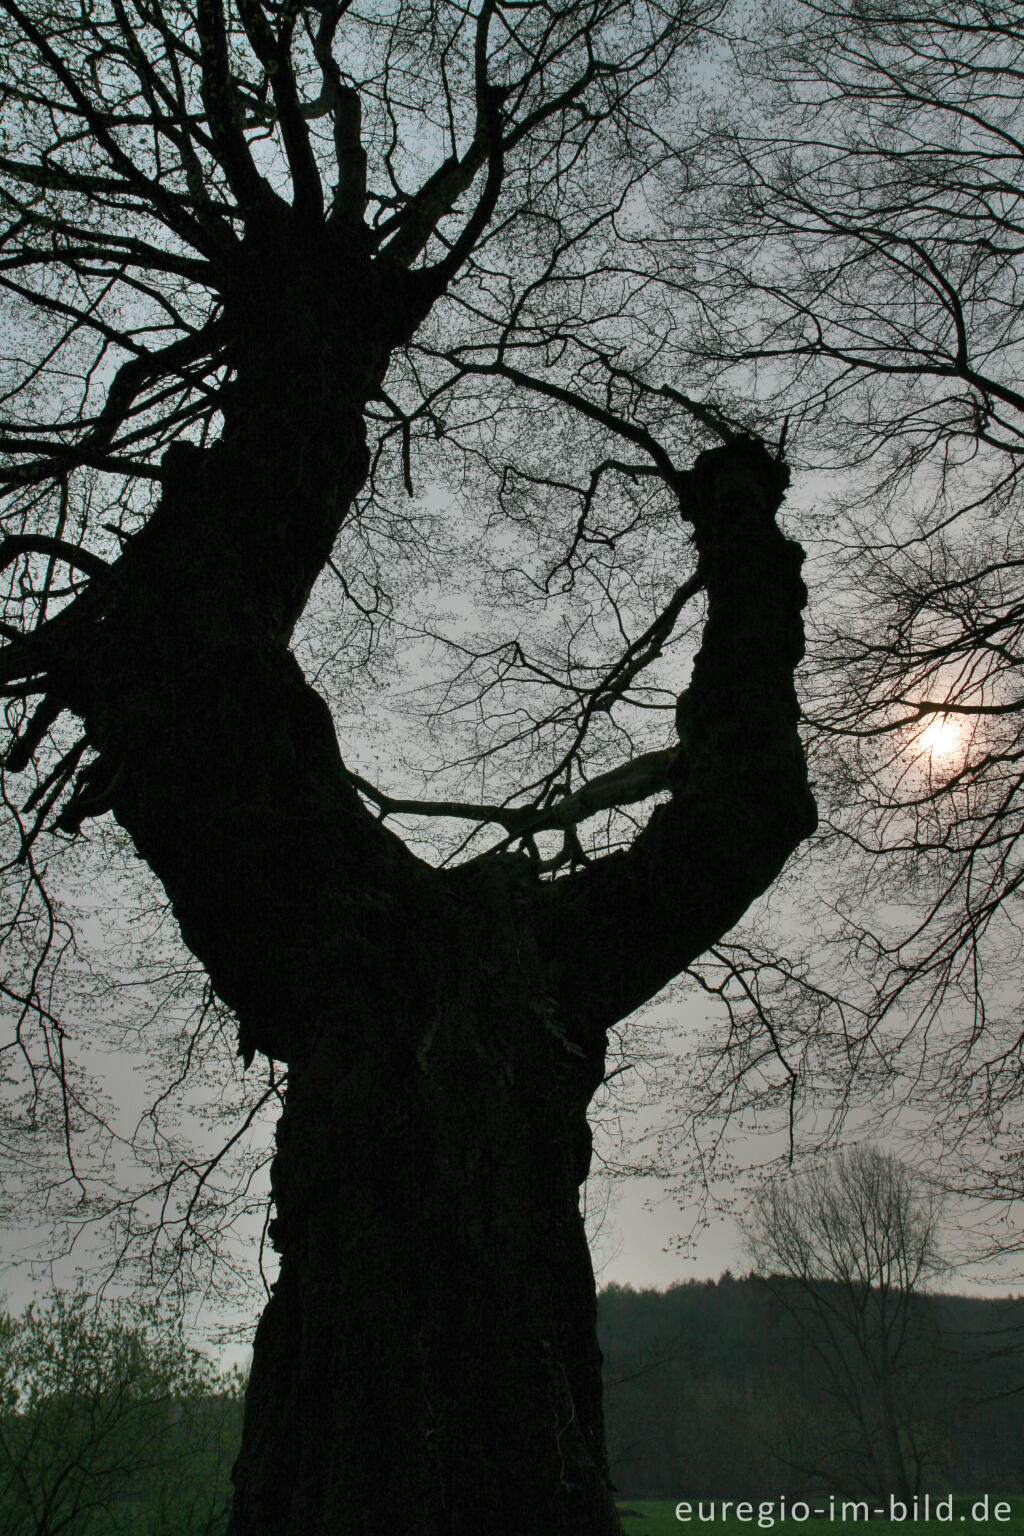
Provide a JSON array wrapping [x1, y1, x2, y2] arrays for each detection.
[[747, 1148, 947, 1501], [0, 0, 816, 1529]]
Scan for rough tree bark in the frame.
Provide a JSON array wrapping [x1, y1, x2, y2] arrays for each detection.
[[3, 230, 814, 1533]]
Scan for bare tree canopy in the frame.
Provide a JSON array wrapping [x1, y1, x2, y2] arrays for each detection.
[[0, 0, 817, 1529], [749, 1147, 945, 1295], [632, 1, 1024, 1239]]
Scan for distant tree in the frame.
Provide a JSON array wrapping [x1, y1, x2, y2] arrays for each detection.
[[746, 1147, 948, 1500], [0, 1288, 241, 1536]]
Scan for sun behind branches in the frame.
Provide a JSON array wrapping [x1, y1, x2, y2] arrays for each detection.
[[918, 715, 962, 760]]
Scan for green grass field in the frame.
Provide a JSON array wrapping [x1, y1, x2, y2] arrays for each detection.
[[617, 1500, 1024, 1536]]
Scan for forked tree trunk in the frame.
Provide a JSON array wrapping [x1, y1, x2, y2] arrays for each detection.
[[217, 437, 814, 1536], [19, 226, 814, 1536]]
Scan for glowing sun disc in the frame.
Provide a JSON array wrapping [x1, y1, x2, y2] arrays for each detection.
[[919, 716, 960, 757]]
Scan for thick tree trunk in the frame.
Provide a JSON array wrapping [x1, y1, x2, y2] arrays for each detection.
[[228, 854, 624, 1536]]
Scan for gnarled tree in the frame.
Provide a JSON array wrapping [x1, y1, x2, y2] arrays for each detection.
[[0, 0, 815, 1529]]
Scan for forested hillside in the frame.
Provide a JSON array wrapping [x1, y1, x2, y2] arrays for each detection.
[[599, 1278, 1024, 1500]]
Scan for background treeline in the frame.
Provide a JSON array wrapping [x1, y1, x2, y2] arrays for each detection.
[[599, 1276, 1024, 1501], [5, 1276, 1022, 1533]]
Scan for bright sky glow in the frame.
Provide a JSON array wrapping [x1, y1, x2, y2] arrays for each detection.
[[919, 715, 961, 759]]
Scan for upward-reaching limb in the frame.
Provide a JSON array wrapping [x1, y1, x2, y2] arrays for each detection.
[[538, 436, 816, 1036]]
